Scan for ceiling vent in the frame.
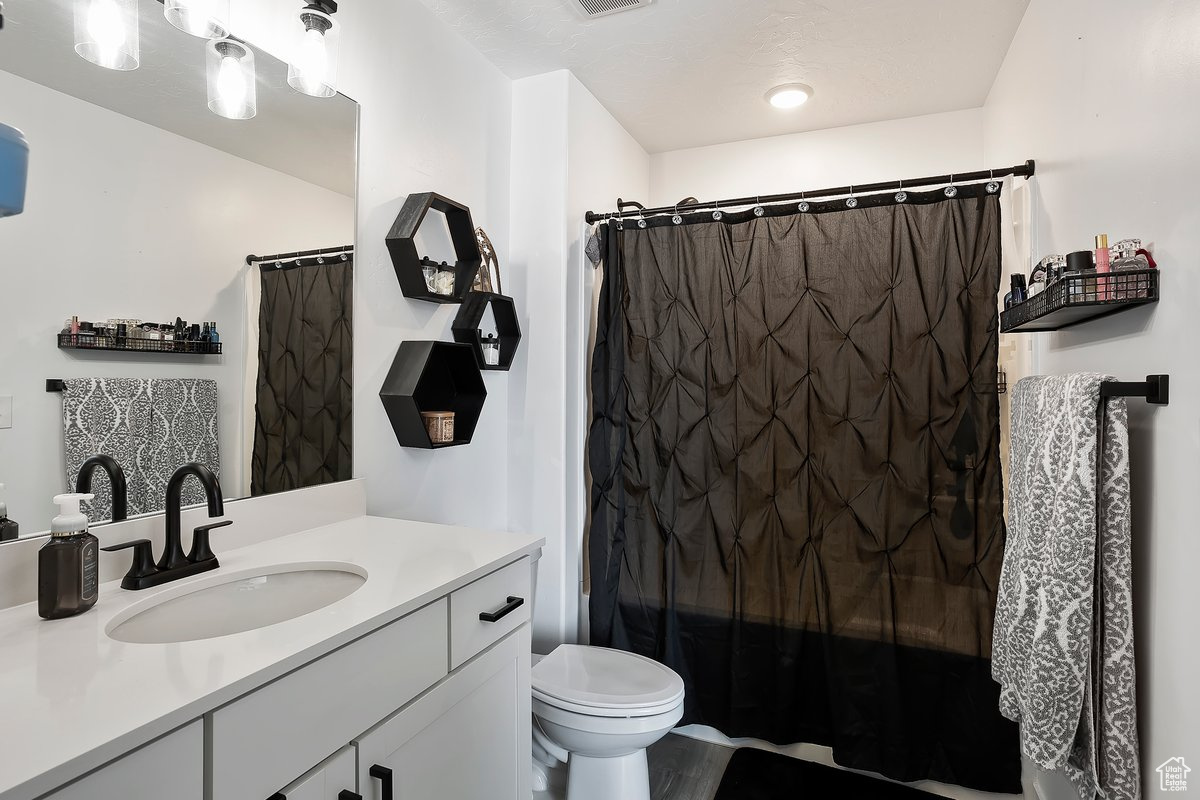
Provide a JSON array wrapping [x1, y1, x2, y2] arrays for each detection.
[[570, 0, 652, 19]]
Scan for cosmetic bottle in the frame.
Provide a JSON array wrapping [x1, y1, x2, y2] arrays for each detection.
[[77, 322, 96, 347], [1065, 250, 1094, 300], [38, 493, 99, 620], [0, 484, 18, 542], [1111, 238, 1150, 299], [1009, 274, 1027, 306], [209, 322, 220, 345], [1094, 234, 1111, 300]]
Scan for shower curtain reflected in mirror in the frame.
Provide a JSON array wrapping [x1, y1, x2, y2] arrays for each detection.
[[588, 186, 1020, 792], [251, 257, 352, 495]]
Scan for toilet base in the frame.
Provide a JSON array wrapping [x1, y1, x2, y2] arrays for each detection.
[[567, 749, 650, 800]]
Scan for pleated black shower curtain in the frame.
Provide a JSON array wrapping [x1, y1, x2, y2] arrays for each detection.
[[588, 185, 1020, 792], [251, 258, 353, 495]]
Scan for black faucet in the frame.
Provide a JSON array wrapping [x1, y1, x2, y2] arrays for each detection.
[[75, 454, 128, 523], [102, 462, 231, 591], [160, 462, 224, 570]]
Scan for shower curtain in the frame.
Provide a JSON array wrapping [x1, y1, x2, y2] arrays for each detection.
[[588, 185, 1020, 792], [251, 257, 353, 495]]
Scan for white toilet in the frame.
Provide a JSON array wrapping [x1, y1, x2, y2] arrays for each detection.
[[530, 644, 685, 800]]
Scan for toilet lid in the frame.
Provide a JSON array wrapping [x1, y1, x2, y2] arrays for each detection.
[[531, 645, 685, 712]]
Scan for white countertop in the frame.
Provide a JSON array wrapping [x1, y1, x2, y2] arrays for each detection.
[[0, 515, 543, 800]]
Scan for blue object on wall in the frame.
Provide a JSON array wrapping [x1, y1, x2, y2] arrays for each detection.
[[0, 123, 29, 217]]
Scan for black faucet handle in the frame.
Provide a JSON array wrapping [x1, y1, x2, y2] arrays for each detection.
[[188, 519, 232, 564], [101, 539, 159, 589]]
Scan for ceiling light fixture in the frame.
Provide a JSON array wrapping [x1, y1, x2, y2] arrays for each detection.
[[163, 0, 230, 39], [206, 37, 256, 120], [74, 0, 139, 70], [766, 83, 813, 110], [287, 0, 340, 98]]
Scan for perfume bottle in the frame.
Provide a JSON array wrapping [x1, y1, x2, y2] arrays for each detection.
[[1111, 238, 1150, 299], [1094, 234, 1111, 300]]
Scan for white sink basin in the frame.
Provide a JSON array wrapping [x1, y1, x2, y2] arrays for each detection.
[[106, 562, 367, 644]]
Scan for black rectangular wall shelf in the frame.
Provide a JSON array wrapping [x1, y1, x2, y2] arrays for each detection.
[[57, 334, 222, 355], [451, 292, 521, 371], [379, 341, 487, 449], [1001, 269, 1158, 333], [385, 192, 482, 304]]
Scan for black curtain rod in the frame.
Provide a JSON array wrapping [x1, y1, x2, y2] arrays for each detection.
[[245, 244, 354, 266], [584, 160, 1036, 224]]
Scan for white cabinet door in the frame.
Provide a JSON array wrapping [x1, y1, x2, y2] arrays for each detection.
[[271, 745, 356, 800], [356, 627, 531, 800], [42, 721, 203, 800]]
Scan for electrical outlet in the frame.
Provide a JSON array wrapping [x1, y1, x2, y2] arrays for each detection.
[[0, 395, 10, 429]]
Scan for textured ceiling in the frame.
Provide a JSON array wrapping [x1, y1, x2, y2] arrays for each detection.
[[418, 0, 1030, 153], [0, 0, 356, 196]]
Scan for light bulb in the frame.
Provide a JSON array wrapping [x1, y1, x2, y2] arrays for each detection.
[[217, 55, 248, 117], [766, 83, 814, 110], [87, 0, 127, 67], [183, 0, 213, 36], [165, 0, 229, 39], [295, 27, 329, 95]]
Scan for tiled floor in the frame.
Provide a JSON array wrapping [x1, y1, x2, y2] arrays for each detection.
[[533, 733, 735, 800]]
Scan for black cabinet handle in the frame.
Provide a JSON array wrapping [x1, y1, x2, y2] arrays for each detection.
[[338, 791, 362, 800], [479, 596, 524, 623], [370, 764, 394, 800]]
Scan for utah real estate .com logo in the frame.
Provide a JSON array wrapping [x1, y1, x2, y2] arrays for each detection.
[[1159, 757, 1191, 792]]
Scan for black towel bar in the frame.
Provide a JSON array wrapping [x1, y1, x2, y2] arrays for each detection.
[[1100, 374, 1169, 405], [46, 379, 66, 392]]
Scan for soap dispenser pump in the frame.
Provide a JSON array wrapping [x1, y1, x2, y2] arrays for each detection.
[[38, 493, 100, 620], [0, 483, 17, 542]]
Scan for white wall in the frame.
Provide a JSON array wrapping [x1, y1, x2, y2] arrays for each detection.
[[0, 69, 351, 529], [293, 0, 514, 530], [649, 109, 985, 209], [508, 70, 649, 650], [983, 0, 1200, 796]]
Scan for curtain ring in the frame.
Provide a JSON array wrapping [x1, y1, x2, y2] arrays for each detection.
[[986, 168, 1000, 194], [944, 173, 958, 198], [846, 185, 858, 209], [616, 205, 624, 231], [798, 190, 809, 213], [895, 178, 907, 204], [712, 200, 723, 221], [672, 201, 683, 225], [753, 195, 765, 217]]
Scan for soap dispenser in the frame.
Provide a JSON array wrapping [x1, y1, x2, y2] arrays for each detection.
[[38, 493, 99, 620], [0, 484, 17, 542]]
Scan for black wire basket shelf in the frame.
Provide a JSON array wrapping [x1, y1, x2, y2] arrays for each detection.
[[57, 334, 222, 355], [1000, 269, 1159, 333]]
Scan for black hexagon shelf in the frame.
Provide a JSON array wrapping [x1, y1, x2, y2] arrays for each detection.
[[379, 341, 487, 449], [451, 292, 522, 371], [386, 192, 482, 304]]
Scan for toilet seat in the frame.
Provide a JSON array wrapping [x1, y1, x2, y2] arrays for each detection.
[[531, 645, 685, 718]]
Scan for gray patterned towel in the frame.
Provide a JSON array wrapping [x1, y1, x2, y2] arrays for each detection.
[[63, 378, 220, 521], [992, 373, 1139, 800]]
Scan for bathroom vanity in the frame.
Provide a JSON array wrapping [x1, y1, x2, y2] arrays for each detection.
[[0, 511, 542, 800]]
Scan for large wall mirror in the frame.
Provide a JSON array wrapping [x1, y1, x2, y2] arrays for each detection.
[[0, 0, 357, 539]]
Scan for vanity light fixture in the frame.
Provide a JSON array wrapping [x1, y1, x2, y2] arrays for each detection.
[[163, 0, 229, 39], [206, 37, 256, 120], [74, 0, 139, 70], [766, 83, 813, 110], [287, 0, 340, 98]]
